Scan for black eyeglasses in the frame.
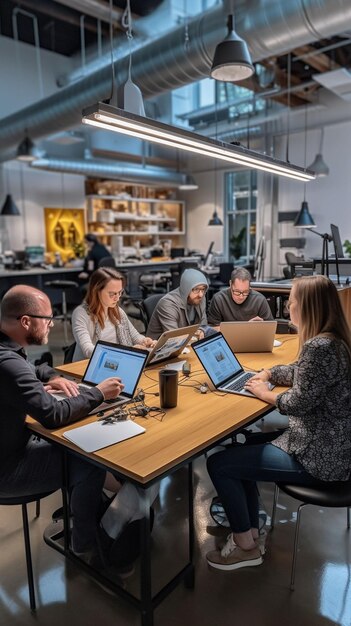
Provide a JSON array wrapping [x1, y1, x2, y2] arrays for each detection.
[[16, 314, 55, 322]]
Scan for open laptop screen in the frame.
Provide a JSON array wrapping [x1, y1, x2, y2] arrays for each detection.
[[82, 341, 148, 398], [192, 333, 243, 387]]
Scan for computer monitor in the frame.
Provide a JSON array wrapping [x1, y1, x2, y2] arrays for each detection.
[[330, 224, 344, 258], [25, 246, 45, 266], [203, 241, 214, 267], [170, 247, 185, 259]]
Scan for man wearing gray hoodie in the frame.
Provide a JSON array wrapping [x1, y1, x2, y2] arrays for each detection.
[[146, 268, 209, 339]]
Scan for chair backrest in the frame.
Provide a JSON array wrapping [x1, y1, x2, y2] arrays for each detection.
[[63, 341, 76, 364], [143, 293, 165, 325], [98, 256, 116, 268], [285, 252, 304, 266], [218, 262, 235, 283]]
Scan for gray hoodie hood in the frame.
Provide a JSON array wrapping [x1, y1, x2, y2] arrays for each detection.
[[179, 269, 209, 304]]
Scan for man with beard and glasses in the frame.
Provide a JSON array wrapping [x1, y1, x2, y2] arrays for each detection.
[[146, 268, 210, 340], [0, 285, 123, 561]]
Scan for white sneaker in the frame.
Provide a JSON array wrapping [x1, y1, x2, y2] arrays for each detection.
[[206, 533, 263, 571]]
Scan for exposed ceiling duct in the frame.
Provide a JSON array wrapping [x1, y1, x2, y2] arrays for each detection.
[[30, 157, 190, 186], [1, 0, 351, 158]]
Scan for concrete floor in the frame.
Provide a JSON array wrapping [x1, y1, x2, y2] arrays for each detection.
[[1, 318, 350, 626]]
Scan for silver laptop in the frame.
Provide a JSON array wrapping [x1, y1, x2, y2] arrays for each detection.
[[192, 332, 263, 397], [54, 341, 149, 412], [220, 320, 277, 353], [146, 324, 199, 366]]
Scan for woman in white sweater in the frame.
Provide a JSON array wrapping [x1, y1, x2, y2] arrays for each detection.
[[71, 267, 156, 361]]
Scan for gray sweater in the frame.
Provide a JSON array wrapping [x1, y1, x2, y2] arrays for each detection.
[[208, 288, 273, 325]]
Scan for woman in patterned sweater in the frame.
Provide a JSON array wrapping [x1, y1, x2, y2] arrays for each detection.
[[72, 267, 156, 361], [206, 275, 351, 572]]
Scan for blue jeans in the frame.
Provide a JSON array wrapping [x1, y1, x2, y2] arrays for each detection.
[[0, 436, 105, 552], [207, 437, 322, 534]]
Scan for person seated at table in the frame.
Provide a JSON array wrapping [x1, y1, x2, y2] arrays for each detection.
[[78, 233, 112, 281], [146, 268, 210, 340], [208, 267, 273, 329], [0, 285, 123, 561], [72, 267, 156, 361], [206, 275, 351, 571]]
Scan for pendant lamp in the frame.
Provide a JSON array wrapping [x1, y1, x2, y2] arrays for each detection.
[[210, 14, 254, 82]]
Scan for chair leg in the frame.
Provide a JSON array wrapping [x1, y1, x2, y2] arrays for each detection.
[[290, 502, 307, 591], [347, 507, 350, 530], [271, 484, 279, 530], [35, 499, 40, 518], [21, 504, 36, 611]]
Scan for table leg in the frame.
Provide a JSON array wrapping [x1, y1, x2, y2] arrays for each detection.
[[140, 488, 153, 626]]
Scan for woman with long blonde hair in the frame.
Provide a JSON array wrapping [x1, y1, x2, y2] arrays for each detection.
[[206, 275, 351, 572], [72, 267, 155, 361]]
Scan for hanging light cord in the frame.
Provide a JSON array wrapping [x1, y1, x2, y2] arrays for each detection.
[[122, 0, 133, 81], [106, 0, 117, 103], [285, 52, 291, 163], [303, 104, 308, 201]]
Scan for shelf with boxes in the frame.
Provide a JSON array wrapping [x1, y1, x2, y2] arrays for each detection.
[[85, 181, 185, 247]]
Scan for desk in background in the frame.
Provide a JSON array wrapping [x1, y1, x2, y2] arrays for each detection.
[[28, 335, 297, 626], [252, 281, 351, 327]]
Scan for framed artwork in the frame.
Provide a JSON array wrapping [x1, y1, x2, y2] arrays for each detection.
[[44, 207, 85, 262]]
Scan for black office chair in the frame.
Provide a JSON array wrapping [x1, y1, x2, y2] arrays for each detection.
[[44, 279, 79, 342], [271, 480, 351, 590], [62, 341, 76, 364], [97, 256, 116, 268], [0, 490, 56, 611], [208, 262, 235, 297], [134, 293, 164, 332]]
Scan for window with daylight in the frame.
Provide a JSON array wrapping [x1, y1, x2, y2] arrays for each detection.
[[225, 170, 257, 265]]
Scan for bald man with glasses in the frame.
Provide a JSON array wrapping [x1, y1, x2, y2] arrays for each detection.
[[208, 267, 273, 330], [0, 285, 123, 560]]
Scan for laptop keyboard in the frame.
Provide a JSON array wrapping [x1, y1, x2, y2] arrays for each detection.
[[226, 372, 254, 392]]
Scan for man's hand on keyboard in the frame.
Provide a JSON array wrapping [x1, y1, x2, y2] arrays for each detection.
[[44, 376, 80, 397], [97, 377, 124, 400]]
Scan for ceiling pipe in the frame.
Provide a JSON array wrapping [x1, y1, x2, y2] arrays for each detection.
[[1, 0, 351, 158], [30, 157, 190, 186]]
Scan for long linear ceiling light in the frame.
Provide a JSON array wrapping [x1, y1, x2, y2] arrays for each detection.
[[82, 103, 315, 182]]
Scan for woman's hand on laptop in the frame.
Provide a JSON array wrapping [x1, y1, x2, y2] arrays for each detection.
[[250, 369, 271, 383], [248, 316, 263, 322], [44, 376, 80, 397], [97, 377, 125, 400], [142, 337, 157, 348], [244, 377, 276, 403]]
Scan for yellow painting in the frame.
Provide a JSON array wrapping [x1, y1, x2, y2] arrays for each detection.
[[44, 208, 85, 262]]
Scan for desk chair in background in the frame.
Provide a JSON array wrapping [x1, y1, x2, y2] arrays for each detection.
[[44, 279, 79, 343], [97, 256, 116, 268], [133, 293, 164, 333], [208, 262, 234, 298]]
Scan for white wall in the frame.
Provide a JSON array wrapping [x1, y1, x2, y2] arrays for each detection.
[[0, 162, 85, 250], [277, 120, 351, 264], [0, 36, 73, 117], [183, 169, 224, 256]]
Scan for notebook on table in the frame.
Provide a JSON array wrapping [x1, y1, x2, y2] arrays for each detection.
[[63, 419, 146, 453], [53, 341, 149, 412], [146, 324, 199, 366], [219, 320, 277, 353], [192, 331, 273, 397]]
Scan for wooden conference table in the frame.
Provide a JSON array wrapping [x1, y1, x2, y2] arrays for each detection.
[[28, 334, 298, 625]]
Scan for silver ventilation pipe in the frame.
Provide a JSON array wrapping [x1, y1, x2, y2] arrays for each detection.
[[30, 157, 189, 186], [1, 0, 351, 157]]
